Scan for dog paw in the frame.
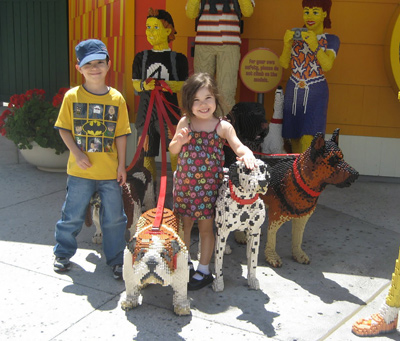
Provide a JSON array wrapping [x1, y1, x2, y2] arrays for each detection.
[[234, 230, 247, 244], [265, 248, 282, 268], [121, 299, 139, 311], [174, 301, 191, 316], [248, 277, 260, 290], [212, 277, 225, 292], [92, 232, 103, 244], [292, 249, 310, 264]]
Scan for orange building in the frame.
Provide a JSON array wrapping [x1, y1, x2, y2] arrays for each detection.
[[68, 0, 400, 177]]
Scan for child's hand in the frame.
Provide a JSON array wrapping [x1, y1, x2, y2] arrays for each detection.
[[117, 165, 127, 186], [237, 152, 256, 170], [75, 152, 92, 170], [176, 127, 191, 146]]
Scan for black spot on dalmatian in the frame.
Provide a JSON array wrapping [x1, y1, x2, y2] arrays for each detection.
[[240, 211, 250, 222]]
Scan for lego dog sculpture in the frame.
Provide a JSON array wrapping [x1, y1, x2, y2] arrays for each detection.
[[85, 153, 155, 244], [261, 129, 359, 267], [223, 102, 269, 168], [213, 159, 270, 292], [121, 208, 190, 316]]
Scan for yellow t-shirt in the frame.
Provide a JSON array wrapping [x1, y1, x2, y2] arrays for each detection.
[[55, 85, 131, 180]]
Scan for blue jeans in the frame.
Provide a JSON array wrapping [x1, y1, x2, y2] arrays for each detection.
[[54, 176, 127, 266]]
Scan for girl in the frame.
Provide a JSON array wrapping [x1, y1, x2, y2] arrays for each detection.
[[169, 73, 256, 290]]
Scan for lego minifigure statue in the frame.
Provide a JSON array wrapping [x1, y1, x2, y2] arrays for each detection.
[[279, 0, 339, 153]]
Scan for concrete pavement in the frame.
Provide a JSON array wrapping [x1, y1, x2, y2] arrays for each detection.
[[1, 132, 400, 341]]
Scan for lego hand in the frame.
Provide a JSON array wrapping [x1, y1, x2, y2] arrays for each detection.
[[163, 80, 184, 93], [132, 79, 155, 92], [186, 0, 201, 19], [239, 0, 254, 17], [142, 79, 155, 91], [283, 29, 295, 45], [302, 30, 319, 52], [280, 30, 294, 69]]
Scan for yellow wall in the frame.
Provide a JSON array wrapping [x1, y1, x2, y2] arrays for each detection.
[[69, 0, 400, 139], [167, 0, 400, 139]]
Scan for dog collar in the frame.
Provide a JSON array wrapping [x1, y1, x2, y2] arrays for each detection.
[[293, 157, 321, 197], [229, 180, 259, 205]]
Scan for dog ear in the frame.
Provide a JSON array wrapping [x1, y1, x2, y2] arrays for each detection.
[[170, 239, 181, 257], [310, 132, 325, 162], [331, 128, 340, 146], [127, 237, 137, 254], [229, 162, 241, 188]]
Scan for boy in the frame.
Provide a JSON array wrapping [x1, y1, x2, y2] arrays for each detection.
[[53, 39, 131, 279]]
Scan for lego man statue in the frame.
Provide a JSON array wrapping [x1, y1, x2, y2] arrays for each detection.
[[186, 0, 255, 111], [279, 0, 339, 153], [132, 8, 189, 181]]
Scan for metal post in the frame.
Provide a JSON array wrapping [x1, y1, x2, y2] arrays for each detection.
[[257, 92, 264, 105]]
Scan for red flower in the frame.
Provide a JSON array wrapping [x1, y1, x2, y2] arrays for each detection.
[[25, 88, 45, 100], [0, 109, 13, 134], [52, 87, 69, 107], [9, 94, 26, 108]]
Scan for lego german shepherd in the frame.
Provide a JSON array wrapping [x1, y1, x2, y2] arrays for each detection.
[[261, 129, 359, 267]]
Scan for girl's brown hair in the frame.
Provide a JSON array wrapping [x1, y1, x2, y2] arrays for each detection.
[[302, 0, 332, 29], [181, 73, 226, 118]]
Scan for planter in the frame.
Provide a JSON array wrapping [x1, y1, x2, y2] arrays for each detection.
[[19, 142, 69, 172]]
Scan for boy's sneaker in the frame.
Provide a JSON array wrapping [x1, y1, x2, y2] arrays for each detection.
[[54, 257, 71, 272], [112, 264, 123, 280]]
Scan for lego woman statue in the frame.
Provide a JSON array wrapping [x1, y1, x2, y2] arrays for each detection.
[[279, 0, 339, 153]]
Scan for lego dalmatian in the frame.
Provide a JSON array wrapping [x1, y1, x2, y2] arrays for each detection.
[[213, 159, 270, 292]]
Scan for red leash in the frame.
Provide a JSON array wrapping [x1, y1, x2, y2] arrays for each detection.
[[125, 79, 180, 230]]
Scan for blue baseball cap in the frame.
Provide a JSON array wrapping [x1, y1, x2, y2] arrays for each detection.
[[75, 39, 109, 67]]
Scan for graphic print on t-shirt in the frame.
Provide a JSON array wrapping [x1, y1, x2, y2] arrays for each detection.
[[72, 102, 119, 152]]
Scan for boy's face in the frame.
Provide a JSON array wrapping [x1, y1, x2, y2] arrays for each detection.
[[75, 59, 110, 82], [146, 17, 171, 47]]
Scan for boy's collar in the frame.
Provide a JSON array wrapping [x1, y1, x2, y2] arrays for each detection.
[[82, 84, 110, 96]]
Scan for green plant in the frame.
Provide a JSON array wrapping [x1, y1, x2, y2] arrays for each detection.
[[0, 88, 69, 154]]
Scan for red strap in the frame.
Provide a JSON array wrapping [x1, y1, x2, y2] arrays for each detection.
[[125, 80, 156, 173], [293, 157, 321, 197], [228, 180, 259, 205], [151, 80, 179, 229], [270, 118, 283, 124], [151, 85, 169, 229], [125, 79, 180, 230]]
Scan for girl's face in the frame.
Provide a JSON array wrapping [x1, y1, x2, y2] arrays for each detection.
[[191, 87, 216, 120], [303, 6, 326, 34]]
